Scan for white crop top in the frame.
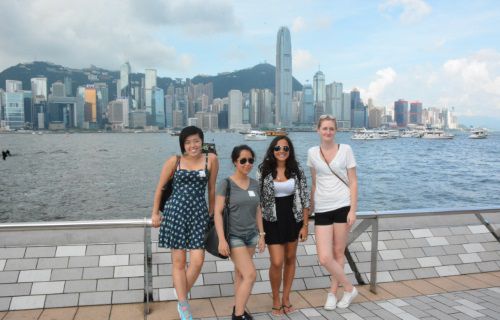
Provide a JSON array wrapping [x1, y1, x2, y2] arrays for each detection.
[[273, 178, 295, 197]]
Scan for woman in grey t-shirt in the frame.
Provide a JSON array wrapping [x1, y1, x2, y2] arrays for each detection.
[[214, 145, 265, 320]]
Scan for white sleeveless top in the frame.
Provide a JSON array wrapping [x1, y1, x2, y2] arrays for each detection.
[[273, 178, 295, 197]]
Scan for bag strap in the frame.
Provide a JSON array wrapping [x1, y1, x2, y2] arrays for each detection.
[[225, 178, 231, 208], [319, 145, 349, 188], [169, 155, 180, 180]]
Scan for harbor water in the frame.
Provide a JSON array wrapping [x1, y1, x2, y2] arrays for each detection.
[[1, 131, 499, 222]]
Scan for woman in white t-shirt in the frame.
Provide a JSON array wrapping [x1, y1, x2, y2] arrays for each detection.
[[307, 115, 359, 310]]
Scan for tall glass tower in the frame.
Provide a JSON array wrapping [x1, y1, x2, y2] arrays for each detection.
[[275, 26, 292, 127]]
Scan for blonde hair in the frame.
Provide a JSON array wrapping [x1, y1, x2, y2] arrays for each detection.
[[316, 114, 337, 129]]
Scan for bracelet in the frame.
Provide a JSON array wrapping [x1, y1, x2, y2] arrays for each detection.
[[259, 232, 266, 236]]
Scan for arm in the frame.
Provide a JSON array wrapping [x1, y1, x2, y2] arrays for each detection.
[[214, 192, 230, 257], [299, 168, 310, 241], [346, 167, 358, 227], [151, 156, 177, 228], [207, 153, 219, 217], [309, 166, 316, 215], [256, 205, 265, 253]]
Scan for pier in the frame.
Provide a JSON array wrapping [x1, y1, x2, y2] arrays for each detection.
[[1, 207, 499, 319]]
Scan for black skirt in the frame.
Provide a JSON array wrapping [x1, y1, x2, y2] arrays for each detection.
[[263, 194, 303, 245]]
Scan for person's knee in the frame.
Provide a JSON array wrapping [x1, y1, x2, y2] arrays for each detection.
[[284, 251, 297, 266], [243, 268, 257, 282], [318, 253, 333, 266], [270, 257, 284, 270], [333, 246, 345, 260]]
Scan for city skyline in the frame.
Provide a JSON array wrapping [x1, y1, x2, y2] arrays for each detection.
[[0, 0, 499, 128]]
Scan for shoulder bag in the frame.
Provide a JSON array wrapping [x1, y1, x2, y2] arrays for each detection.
[[159, 155, 180, 211], [204, 178, 231, 259], [319, 145, 349, 188]]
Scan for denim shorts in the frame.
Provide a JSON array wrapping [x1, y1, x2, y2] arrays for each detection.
[[229, 231, 259, 248]]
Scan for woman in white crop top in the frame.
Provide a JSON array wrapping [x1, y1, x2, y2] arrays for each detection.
[[307, 115, 359, 310]]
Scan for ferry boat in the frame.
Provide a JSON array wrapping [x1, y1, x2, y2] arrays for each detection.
[[265, 129, 288, 136], [421, 130, 454, 139], [244, 130, 267, 141], [469, 128, 488, 139]]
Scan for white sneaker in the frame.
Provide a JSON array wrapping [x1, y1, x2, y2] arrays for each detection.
[[324, 292, 337, 310], [337, 287, 358, 308]]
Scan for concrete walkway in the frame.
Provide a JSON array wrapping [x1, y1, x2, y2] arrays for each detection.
[[1, 272, 499, 320]]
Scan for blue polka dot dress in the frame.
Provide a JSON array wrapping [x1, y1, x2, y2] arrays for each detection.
[[159, 156, 209, 249]]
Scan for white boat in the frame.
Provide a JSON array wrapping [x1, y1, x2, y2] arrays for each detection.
[[399, 130, 420, 138], [469, 128, 488, 139], [351, 129, 384, 140], [421, 130, 454, 139], [244, 131, 267, 141]]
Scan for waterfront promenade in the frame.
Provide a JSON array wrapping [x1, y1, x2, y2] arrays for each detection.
[[1, 210, 499, 319]]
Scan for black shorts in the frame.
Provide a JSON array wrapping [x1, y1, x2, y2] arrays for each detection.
[[314, 206, 350, 225]]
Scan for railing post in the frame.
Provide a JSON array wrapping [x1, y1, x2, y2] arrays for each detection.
[[369, 216, 379, 294], [143, 218, 153, 318]]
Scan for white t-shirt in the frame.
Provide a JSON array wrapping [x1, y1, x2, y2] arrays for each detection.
[[307, 144, 356, 213]]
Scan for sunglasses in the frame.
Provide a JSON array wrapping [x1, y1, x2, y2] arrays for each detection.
[[319, 114, 336, 120], [273, 146, 290, 152], [238, 158, 254, 165]]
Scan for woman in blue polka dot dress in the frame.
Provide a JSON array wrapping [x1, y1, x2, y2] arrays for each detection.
[[151, 126, 219, 320]]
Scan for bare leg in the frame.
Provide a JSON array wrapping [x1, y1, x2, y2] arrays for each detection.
[[231, 246, 257, 316], [268, 244, 285, 313], [171, 249, 188, 300], [332, 223, 352, 292], [315, 225, 352, 293], [185, 249, 205, 293], [282, 240, 298, 310]]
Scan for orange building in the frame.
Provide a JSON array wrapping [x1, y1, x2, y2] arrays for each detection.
[[84, 86, 97, 123]]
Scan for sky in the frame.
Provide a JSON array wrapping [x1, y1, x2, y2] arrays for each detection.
[[1, 0, 500, 128]]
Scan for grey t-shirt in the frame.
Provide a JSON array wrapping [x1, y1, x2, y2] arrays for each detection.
[[217, 177, 260, 237]]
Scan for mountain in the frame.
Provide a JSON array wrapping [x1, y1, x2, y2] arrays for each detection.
[[192, 63, 303, 98], [0, 61, 302, 99]]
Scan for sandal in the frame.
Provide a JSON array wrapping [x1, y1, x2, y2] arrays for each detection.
[[282, 304, 298, 315], [270, 305, 284, 317]]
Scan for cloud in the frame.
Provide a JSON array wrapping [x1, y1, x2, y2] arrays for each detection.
[[292, 16, 306, 33], [292, 49, 318, 75], [379, 0, 432, 23], [0, 0, 239, 75], [360, 67, 397, 102]]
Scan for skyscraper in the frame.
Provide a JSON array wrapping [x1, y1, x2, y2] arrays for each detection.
[[120, 62, 131, 98], [144, 69, 157, 112], [275, 26, 292, 127], [6, 80, 22, 93], [301, 84, 314, 124], [228, 89, 243, 130], [326, 82, 342, 117], [313, 70, 325, 111], [409, 101, 423, 124], [394, 99, 409, 127]]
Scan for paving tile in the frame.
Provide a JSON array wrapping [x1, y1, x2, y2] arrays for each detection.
[[18, 269, 51, 282], [357, 285, 395, 301], [50, 268, 83, 281], [0, 248, 25, 259], [0, 260, 5, 272], [98, 255, 129, 267], [31, 281, 65, 295], [111, 290, 143, 304], [115, 243, 144, 254], [389, 270, 416, 281], [78, 292, 111, 306], [297, 288, 327, 307], [0, 284, 32, 297], [362, 241, 387, 251], [64, 280, 97, 293], [410, 229, 432, 238], [426, 237, 449, 246], [400, 248, 426, 258], [477, 251, 500, 262], [453, 305, 485, 317], [9, 295, 45, 310], [405, 238, 429, 248], [463, 243, 486, 253], [365, 272, 393, 283], [401, 279, 446, 295], [379, 250, 403, 260], [435, 266, 460, 277], [0, 271, 18, 284], [426, 277, 469, 292], [37, 257, 69, 269], [247, 293, 274, 314], [24, 247, 56, 258], [129, 254, 143, 265], [38, 307, 77, 320], [82, 266, 114, 280], [44, 293, 79, 308], [455, 263, 483, 276], [55, 246, 86, 257], [210, 296, 235, 317], [467, 225, 489, 234], [423, 246, 446, 257], [114, 265, 143, 278], [447, 275, 490, 290], [158, 288, 176, 301], [128, 277, 144, 290], [2, 309, 42, 320], [459, 253, 482, 264], [467, 273, 500, 287], [215, 261, 234, 272], [417, 257, 441, 268], [203, 272, 233, 285], [304, 276, 331, 289], [190, 284, 221, 298], [68, 256, 99, 268], [74, 305, 111, 320], [476, 262, 499, 272], [382, 240, 408, 250], [378, 282, 420, 298], [437, 255, 462, 266], [190, 298, 217, 318], [297, 255, 318, 267], [414, 267, 439, 279], [443, 245, 468, 255], [85, 244, 115, 256], [4, 259, 37, 271], [97, 278, 128, 291]]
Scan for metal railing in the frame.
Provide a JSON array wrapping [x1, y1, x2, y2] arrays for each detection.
[[1, 207, 499, 318]]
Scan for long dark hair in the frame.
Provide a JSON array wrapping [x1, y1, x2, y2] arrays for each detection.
[[259, 136, 300, 187], [179, 126, 204, 153], [231, 144, 255, 164]]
